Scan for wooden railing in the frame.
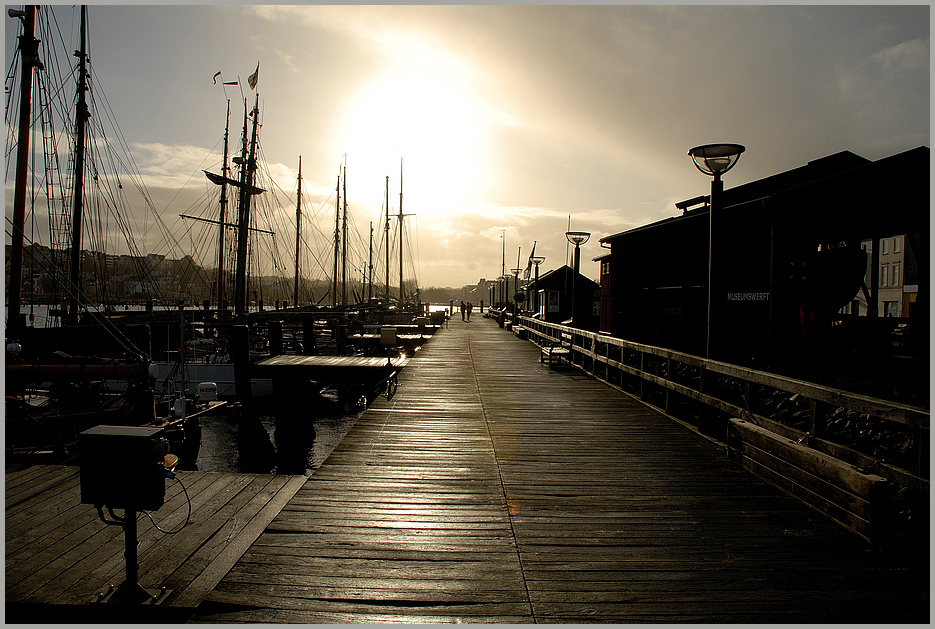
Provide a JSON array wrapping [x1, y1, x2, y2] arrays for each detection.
[[514, 314, 929, 489]]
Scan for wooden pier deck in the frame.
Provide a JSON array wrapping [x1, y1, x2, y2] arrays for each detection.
[[5, 464, 305, 623], [197, 316, 928, 623], [6, 315, 928, 623]]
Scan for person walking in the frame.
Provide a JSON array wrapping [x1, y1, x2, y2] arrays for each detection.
[[460, 301, 466, 321], [466, 302, 473, 322]]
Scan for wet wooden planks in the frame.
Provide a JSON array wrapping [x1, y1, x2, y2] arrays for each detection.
[[471, 322, 928, 623], [199, 321, 532, 623], [196, 317, 927, 623], [5, 463, 305, 614]]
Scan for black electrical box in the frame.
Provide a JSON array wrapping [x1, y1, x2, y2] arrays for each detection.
[[79, 425, 167, 511]]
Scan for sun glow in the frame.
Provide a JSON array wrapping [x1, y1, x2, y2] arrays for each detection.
[[338, 73, 486, 216]]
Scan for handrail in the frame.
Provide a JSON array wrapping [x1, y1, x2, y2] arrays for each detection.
[[515, 314, 929, 482]]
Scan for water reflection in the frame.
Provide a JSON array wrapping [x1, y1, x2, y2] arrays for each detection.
[[195, 391, 364, 475]]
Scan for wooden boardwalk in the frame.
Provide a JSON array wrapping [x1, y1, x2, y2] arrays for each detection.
[[193, 316, 928, 623], [5, 463, 305, 622]]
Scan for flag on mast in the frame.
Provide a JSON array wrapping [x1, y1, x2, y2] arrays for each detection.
[[247, 62, 260, 90], [523, 241, 537, 280]]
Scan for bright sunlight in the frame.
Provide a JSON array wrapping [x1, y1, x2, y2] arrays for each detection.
[[338, 73, 486, 216]]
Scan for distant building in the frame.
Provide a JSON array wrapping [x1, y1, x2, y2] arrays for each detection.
[[529, 265, 600, 330], [844, 235, 919, 319]]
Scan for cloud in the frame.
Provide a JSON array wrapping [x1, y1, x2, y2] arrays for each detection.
[[132, 142, 221, 191], [874, 38, 930, 73]]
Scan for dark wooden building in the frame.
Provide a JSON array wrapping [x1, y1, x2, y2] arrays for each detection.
[[529, 265, 600, 330], [598, 146, 929, 372]]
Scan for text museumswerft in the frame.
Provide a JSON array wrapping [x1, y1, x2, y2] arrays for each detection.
[[727, 292, 770, 302]]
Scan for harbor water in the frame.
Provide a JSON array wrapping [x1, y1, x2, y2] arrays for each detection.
[[194, 396, 366, 476]]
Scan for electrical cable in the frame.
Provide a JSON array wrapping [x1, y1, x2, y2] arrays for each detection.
[[141, 472, 191, 535]]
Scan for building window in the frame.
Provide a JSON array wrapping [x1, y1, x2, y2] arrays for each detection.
[[881, 238, 889, 255], [894, 236, 901, 253], [893, 262, 900, 287], [880, 264, 888, 287], [884, 301, 899, 317]]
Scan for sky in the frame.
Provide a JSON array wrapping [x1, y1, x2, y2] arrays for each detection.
[[5, 4, 930, 291]]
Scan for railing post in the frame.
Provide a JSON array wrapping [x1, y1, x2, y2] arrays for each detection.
[[744, 381, 752, 416], [664, 357, 672, 414], [809, 399, 828, 438], [639, 350, 645, 400]]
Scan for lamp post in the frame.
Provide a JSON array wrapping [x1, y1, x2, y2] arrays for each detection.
[[530, 256, 545, 315], [511, 268, 522, 314], [687, 143, 745, 359], [565, 231, 590, 326]]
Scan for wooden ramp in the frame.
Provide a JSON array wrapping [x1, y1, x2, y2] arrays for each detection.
[[195, 317, 929, 623], [5, 463, 305, 622]]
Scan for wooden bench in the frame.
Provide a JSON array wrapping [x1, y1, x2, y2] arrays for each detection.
[[512, 325, 527, 340], [541, 332, 572, 368], [727, 418, 888, 542]]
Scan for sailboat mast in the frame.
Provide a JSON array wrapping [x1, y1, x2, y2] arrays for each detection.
[[216, 100, 231, 313], [367, 222, 373, 302], [7, 5, 38, 336], [384, 176, 390, 298], [333, 171, 340, 307], [342, 161, 347, 306], [68, 6, 89, 324], [234, 94, 259, 317], [398, 158, 404, 303], [294, 156, 302, 307]]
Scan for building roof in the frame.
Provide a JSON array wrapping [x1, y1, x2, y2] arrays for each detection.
[[601, 146, 928, 244], [533, 265, 600, 291]]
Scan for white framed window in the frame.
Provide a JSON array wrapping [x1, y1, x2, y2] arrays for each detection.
[[894, 236, 901, 253], [881, 238, 889, 255], [880, 264, 888, 287], [893, 262, 900, 287]]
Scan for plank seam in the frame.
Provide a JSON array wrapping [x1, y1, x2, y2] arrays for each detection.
[[467, 334, 536, 621]]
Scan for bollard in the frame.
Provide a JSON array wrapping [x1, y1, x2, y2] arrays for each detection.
[[268, 320, 283, 356]]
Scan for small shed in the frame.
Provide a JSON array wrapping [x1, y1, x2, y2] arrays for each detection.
[[529, 265, 600, 330]]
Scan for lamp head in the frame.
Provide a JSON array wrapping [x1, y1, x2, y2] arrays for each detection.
[[530, 256, 546, 266], [565, 231, 590, 246], [688, 143, 745, 178]]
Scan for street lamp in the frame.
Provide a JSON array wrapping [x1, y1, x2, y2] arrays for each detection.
[[530, 256, 545, 315], [687, 143, 745, 359], [565, 231, 590, 326], [511, 268, 522, 314]]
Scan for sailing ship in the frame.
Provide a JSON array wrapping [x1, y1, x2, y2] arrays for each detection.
[[5, 6, 212, 461], [6, 5, 433, 461]]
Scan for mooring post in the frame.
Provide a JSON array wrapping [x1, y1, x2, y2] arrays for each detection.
[[303, 314, 316, 356], [232, 324, 252, 407], [268, 320, 283, 356]]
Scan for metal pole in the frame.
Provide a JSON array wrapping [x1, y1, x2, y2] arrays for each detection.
[[572, 244, 580, 325], [534, 264, 540, 314], [706, 174, 723, 358]]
